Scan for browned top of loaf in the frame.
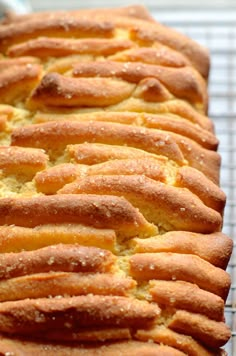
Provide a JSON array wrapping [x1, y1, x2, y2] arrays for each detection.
[[1, 5, 209, 78]]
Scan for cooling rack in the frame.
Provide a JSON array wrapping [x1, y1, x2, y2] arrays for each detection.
[[30, 2, 236, 354]]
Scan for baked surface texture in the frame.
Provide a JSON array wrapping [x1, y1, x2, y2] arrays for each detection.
[[0, 5, 232, 355]]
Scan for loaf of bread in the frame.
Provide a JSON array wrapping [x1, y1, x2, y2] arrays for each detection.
[[0, 5, 233, 355]]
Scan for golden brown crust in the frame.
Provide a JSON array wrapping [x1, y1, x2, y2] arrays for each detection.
[[168, 310, 231, 348], [0, 6, 209, 80], [33, 100, 214, 132], [0, 272, 136, 301], [0, 63, 41, 104], [128, 18, 209, 79], [136, 326, 223, 356], [149, 280, 224, 320], [0, 295, 160, 334], [34, 163, 82, 194], [35, 159, 167, 194], [117, 99, 213, 131], [175, 166, 226, 213], [59, 175, 222, 233], [132, 231, 233, 269], [66, 143, 166, 165], [37, 327, 132, 343], [0, 56, 40, 70], [0, 146, 48, 175], [134, 77, 173, 102], [87, 158, 166, 181], [0, 17, 114, 53], [33, 111, 218, 150], [129, 252, 230, 300], [141, 113, 218, 150], [0, 244, 115, 280], [28, 73, 135, 108], [11, 121, 185, 164], [0, 194, 157, 238], [8, 37, 135, 58], [171, 133, 221, 184], [0, 337, 187, 356], [0, 224, 117, 253], [0, 105, 14, 131], [110, 45, 190, 68], [73, 61, 208, 111]]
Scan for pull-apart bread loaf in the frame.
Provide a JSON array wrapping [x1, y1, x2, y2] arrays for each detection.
[[0, 5, 233, 355]]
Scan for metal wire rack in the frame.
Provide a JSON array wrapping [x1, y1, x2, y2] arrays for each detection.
[[29, 2, 236, 354]]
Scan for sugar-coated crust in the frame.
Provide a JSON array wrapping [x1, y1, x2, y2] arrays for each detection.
[[133, 231, 233, 269], [170, 132, 221, 184], [0, 295, 160, 334], [0, 4, 231, 353], [115, 99, 214, 131], [130, 253, 230, 300], [34, 159, 225, 213], [58, 175, 222, 233], [0, 272, 136, 301], [0, 18, 114, 52], [0, 146, 48, 175], [12, 119, 219, 184], [126, 16, 209, 79], [11, 121, 185, 164], [168, 310, 231, 348], [0, 224, 117, 253], [0, 194, 157, 238], [0, 244, 115, 280], [34, 159, 166, 194], [66, 143, 170, 165], [1, 5, 209, 79], [0, 337, 187, 356], [33, 111, 218, 150], [175, 166, 226, 213], [109, 45, 191, 68], [149, 280, 224, 321], [7, 37, 135, 58], [28, 73, 135, 108], [72, 60, 208, 111], [35, 163, 82, 194], [0, 63, 41, 104], [136, 326, 225, 356]]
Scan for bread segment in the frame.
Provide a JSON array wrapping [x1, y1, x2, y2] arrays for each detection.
[[0, 4, 231, 353], [0, 295, 160, 334], [0, 337, 187, 356], [0, 18, 114, 53]]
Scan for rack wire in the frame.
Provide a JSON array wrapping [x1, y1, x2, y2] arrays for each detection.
[[31, 2, 236, 355]]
